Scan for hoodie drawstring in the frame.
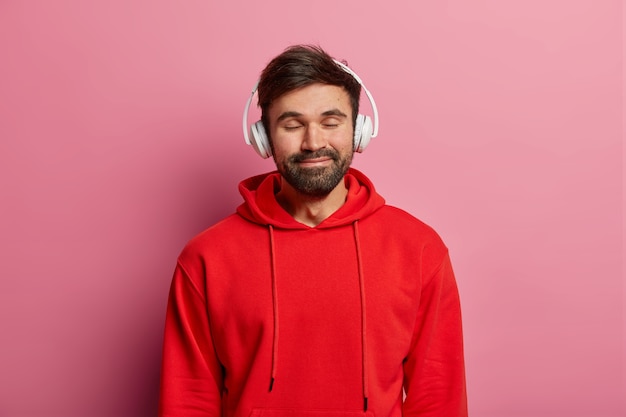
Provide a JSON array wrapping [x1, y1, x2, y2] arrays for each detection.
[[266, 222, 369, 412], [268, 225, 279, 392], [353, 221, 369, 412]]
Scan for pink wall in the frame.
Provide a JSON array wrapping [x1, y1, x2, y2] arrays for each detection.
[[0, 1, 623, 416]]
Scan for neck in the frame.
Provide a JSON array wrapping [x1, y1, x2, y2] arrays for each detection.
[[275, 177, 349, 227]]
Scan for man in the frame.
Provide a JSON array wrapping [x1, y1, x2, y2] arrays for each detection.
[[159, 45, 467, 417]]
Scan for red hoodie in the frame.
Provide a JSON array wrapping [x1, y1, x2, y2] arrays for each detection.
[[159, 168, 467, 417]]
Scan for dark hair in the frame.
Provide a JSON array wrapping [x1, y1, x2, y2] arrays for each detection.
[[257, 45, 361, 135]]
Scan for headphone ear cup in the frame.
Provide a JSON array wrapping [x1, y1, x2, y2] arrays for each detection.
[[353, 114, 373, 153], [249, 121, 272, 159]]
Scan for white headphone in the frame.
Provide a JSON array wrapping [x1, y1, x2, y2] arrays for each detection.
[[242, 60, 379, 159]]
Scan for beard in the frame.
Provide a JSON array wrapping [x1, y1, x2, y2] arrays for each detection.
[[276, 148, 353, 197]]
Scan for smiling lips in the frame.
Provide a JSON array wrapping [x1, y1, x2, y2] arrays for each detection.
[[298, 157, 332, 167]]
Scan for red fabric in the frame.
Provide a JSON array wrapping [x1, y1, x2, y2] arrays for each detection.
[[159, 168, 467, 417]]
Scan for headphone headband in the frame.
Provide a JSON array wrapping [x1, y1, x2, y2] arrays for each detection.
[[332, 61, 379, 138]]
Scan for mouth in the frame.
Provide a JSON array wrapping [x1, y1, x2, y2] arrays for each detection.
[[297, 157, 333, 167]]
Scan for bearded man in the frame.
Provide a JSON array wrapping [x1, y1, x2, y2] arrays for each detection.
[[159, 44, 468, 417]]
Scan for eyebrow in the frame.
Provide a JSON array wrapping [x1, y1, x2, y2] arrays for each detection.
[[276, 108, 348, 123], [276, 111, 302, 123], [321, 109, 348, 118]]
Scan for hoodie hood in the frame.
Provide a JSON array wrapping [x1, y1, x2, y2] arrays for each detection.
[[236, 168, 385, 229]]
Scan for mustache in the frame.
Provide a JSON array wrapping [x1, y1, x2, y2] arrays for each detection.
[[289, 149, 340, 163]]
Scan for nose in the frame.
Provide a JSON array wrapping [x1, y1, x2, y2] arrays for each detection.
[[302, 124, 327, 151]]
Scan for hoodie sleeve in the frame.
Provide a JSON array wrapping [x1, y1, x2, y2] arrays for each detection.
[[402, 253, 468, 417], [159, 261, 223, 417]]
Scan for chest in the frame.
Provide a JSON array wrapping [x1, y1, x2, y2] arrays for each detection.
[[204, 227, 422, 353]]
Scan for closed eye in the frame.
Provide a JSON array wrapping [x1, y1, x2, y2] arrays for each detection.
[[321, 113, 345, 128]]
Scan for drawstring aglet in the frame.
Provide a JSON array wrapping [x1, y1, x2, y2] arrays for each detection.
[[363, 397, 368, 412], [269, 377, 275, 392]]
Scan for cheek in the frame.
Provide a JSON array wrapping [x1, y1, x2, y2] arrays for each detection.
[[332, 131, 355, 152], [270, 139, 296, 162]]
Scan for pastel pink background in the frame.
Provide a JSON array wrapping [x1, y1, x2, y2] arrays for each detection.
[[0, 1, 623, 416]]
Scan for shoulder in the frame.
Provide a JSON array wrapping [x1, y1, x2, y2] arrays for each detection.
[[361, 205, 450, 263], [369, 205, 445, 242], [177, 213, 264, 265]]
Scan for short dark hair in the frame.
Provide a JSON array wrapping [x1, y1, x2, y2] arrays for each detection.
[[257, 45, 361, 135]]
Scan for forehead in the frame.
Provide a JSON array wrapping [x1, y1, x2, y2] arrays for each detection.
[[268, 83, 351, 119]]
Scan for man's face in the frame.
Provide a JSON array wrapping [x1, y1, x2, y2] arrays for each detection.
[[267, 83, 354, 197]]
